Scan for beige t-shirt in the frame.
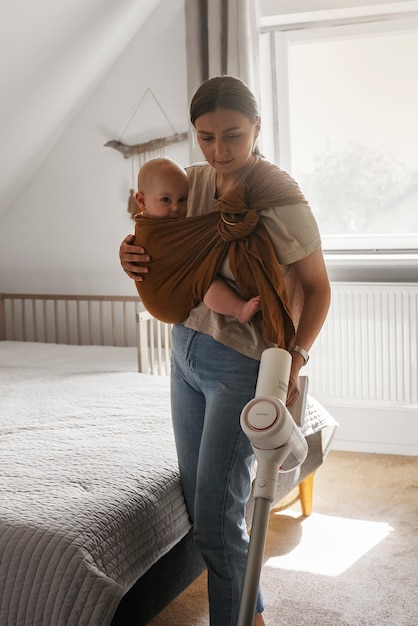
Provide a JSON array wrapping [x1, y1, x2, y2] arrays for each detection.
[[183, 160, 322, 360]]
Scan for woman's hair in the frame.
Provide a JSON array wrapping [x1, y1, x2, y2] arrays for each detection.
[[190, 75, 261, 155], [190, 75, 260, 126]]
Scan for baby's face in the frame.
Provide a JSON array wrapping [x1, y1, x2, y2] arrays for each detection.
[[142, 171, 188, 218]]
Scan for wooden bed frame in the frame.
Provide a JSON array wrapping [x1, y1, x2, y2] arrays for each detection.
[[0, 293, 170, 375], [0, 292, 331, 623], [0, 293, 140, 345]]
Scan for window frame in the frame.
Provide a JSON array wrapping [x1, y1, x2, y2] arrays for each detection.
[[258, 3, 418, 266]]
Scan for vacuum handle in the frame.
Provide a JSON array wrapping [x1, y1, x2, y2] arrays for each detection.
[[255, 347, 291, 402]]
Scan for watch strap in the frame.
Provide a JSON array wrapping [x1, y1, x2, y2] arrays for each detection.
[[290, 344, 309, 366]]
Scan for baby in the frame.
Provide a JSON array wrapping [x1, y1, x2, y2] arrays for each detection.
[[135, 157, 261, 324]]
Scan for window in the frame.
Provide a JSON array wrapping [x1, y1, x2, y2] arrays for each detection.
[[259, 6, 418, 254]]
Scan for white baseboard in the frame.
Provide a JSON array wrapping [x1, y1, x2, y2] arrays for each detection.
[[321, 403, 418, 456]]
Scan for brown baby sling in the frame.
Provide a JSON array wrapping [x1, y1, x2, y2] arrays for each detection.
[[133, 159, 308, 349]]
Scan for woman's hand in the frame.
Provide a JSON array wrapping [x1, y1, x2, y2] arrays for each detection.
[[119, 234, 150, 281], [287, 355, 302, 406]]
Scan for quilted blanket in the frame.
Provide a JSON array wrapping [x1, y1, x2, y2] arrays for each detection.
[[0, 344, 190, 626]]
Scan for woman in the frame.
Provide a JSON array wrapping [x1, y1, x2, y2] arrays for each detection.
[[120, 76, 330, 626]]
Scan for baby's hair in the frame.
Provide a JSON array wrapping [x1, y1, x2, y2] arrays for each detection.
[[137, 157, 187, 193]]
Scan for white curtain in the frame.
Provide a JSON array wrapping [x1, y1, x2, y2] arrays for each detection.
[[185, 0, 260, 160]]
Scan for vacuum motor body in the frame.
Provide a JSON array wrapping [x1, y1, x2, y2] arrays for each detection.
[[240, 347, 308, 500]]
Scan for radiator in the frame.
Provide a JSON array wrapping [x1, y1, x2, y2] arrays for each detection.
[[136, 283, 418, 405], [137, 283, 417, 454], [307, 282, 418, 407]]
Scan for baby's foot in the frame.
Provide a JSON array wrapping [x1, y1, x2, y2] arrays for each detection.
[[236, 296, 261, 324]]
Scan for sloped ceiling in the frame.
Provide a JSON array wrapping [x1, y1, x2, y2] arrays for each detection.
[[0, 0, 161, 218]]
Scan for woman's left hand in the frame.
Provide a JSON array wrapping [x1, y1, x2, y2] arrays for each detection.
[[287, 358, 302, 406]]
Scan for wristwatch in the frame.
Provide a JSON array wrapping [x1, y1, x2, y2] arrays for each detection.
[[290, 344, 309, 366]]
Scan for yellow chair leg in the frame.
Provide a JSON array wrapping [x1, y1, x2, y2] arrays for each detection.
[[299, 472, 315, 516]]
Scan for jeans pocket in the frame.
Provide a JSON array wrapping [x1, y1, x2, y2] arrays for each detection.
[[172, 324, 198, 373]]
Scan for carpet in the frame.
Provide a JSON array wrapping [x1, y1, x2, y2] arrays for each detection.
[[149, 451, 418, 625]]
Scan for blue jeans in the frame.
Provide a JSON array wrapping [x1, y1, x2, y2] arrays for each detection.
[[170, 324, 264, 625]]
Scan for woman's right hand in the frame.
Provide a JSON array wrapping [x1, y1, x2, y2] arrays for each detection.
[[119, 234, 150, 281]]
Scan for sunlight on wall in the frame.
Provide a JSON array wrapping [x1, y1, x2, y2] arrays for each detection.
[[265, 511, 393, 576]]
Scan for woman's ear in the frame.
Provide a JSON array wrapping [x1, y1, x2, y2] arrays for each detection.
[[255, 116, 261, 137]]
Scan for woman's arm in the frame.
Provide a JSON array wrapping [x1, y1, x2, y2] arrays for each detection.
[[287, 247, 331, 406], [119, 234, 150, 281]]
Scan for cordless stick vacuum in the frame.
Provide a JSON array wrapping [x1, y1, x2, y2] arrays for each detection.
[[237, 348, 309, 626]]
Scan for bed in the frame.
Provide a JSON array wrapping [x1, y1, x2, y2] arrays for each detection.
[[0, 293, 338, 626]]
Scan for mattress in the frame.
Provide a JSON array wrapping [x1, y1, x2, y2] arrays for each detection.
[[0, 342, 190, 626]]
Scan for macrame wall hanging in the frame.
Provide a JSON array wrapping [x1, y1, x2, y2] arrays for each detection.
[[104, 88, 188, 219]]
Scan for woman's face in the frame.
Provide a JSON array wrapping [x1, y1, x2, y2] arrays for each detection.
[[194, 108, 260, 180]]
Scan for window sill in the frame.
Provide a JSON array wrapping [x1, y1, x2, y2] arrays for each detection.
[[324, 251, 418, 283]]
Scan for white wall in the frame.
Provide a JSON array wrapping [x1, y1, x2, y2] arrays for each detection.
[[0, 0, 162, 218], [0, 0, 189, 297]]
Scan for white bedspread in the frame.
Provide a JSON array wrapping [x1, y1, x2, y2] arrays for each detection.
[[0, 342, 190, 626]]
